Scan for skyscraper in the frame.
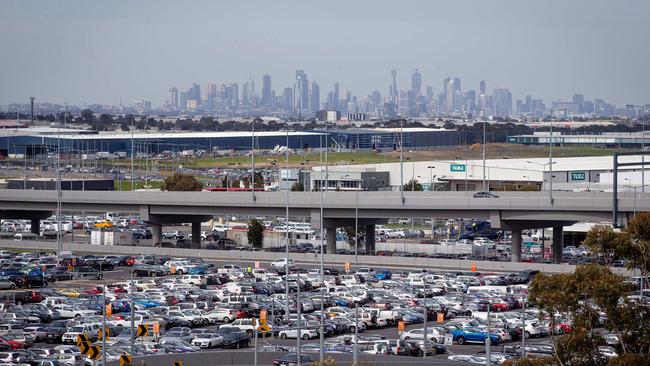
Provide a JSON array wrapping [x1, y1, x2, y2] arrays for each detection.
[[572, 94, 585, 113], [333, 82, 340, 111], [479, 80, 486, 95], [310, 82, 320, 112], [390, 70, 397, 106], [411, 69, 422, 98], [242, 79, 255, 107], [493, 88, 512, 117], [295, 70, 309, 112], [445, 77, 461, 113], [169, 87, 178, 109], [261, 74, 272, 107]]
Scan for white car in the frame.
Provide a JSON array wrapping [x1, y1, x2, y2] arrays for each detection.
[[385, 230, 406, 239], [271, 258, 295, 269], [400, 327, 443, 343], [57, 306, 97, 319], [278, 328, 318, 340], [191, 333, 223, 349], [205, 308, 237, 323]]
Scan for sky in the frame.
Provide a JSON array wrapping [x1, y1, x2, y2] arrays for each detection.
[[1, 0, 649, 107]]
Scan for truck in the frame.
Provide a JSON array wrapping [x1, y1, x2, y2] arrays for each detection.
[[90, 230, 134, 246]]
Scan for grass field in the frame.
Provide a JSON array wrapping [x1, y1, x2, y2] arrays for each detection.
[[138, 144, 636, 169]]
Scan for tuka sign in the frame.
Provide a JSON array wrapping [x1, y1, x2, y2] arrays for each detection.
[[571, 171, 586, 181], [450, 164, 466, 172]]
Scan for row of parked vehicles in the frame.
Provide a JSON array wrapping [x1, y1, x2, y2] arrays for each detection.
[[0, 249, 624, 365]]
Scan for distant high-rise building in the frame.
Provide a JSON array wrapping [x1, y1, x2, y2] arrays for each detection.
[[188, 83, 201, 105], [261, 74, 272, 107], [222, 83, 239, 109], [493, 89, 512, 117], [179, 92, 187, 111], [133, 100, 151, 115], [583, 100, 594, 114], [572, 94, 585, 113], [282, 87, 293, 112], [465, 90, 477, 111], [390, 70, 397, 106], [202, 83, 217, 112], [169, 87, 178, 109], [310, 82, 320, 113], [295, 70, 309, 113], [333, 82, 340, 111], [242, 80, 255, 107], [411, 69, 422, 98], [479, 80, 486, 95], [445, 77, 461, 113]]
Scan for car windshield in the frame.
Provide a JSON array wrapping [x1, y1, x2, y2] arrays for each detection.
[[71, 327, 84, 332]]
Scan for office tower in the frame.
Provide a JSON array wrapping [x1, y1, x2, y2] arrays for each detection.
[[169, 87, 178, 109], [391, 70, 397, 105], [572, 94, 585, 113], [179, 92, 187, 111], [465, 90, 477, 111], [583, 100, 594, 114], [426, 86, 434, 100], [295, 70, 309, 112], [222, 83, 239, 109], [493, 88, 512, 117], [261, 74, 272, 107], [133, 100, 151, 115], [282, 87, 293, 112], [371, 91, 381, 111], [203, 83, 217, 112], [188, 83, 201, 105], [333, 82, 340, 111], [445, 77, 461, 113], [479, 80, 486, 95], [310, 82, 320, 113], [242, 79, 255, 107], [411, 69, 422, 98]]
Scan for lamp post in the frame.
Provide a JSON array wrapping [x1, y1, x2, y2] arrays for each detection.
[[251, 118, 256, 202], [627, 104, 647, 192], [526, 161, 556, 203], [470, 108, 487, 191], [427, 166, 435, 189], [400, 118, 404, 203]]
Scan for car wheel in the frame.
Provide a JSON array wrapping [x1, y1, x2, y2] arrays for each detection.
[[246, 330, 253, 337], [302, 334, 310, 340], [9, 284, 15, 289], [349, 326, 356, 333], [495, 307, 501, 312], [280, 333, 287, 339], [524, 331, 530, 339], [416, 349, 423, 357], [456, 336, 465, 345], [431, 337, 438, 343], [404, 336, 410, 340]]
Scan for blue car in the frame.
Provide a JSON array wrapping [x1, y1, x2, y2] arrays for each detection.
[[188, 267, 207, 275], [133, 298, 160, 308], [451, 327, 500, 345], [374, 270, 392, 280]]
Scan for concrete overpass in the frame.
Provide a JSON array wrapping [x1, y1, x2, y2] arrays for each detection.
[[0, 190, 646, 263]]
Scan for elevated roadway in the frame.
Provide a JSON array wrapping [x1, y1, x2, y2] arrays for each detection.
[[0, 190, 646, 262]]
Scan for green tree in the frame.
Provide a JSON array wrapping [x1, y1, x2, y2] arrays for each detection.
[[291, 182, 304, 191], [403, 179, 423, 191], [247, 219, 264, 248], [161, 173, 203, 191]]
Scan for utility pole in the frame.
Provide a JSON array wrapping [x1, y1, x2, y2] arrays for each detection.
[[319, 134, 325, 363], [102, 283, 107, 366], [400, 118, 404, 203], [131, 116, 134, 191], [252, 118, 256, 202], [129, 268, 135, 354], [521, 296, 526, 358], [486, 301, 491, 366], [285, 130, 290, 326], [296, 271, 302, 366], [422, 297, 427, 359]]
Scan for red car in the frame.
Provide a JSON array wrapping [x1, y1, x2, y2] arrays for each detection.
[[84, 286, 103, 295], [0, 336, 24, 350]]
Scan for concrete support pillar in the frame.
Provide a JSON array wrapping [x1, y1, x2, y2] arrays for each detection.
[[365, 224, 376, 255], [511, 229, 522, 262], [151, 223, 162, 246], [552, 226, 564, 264], [326, 227, 337, 254], [191, 222, 201, 249], [30, 219, 40, 236]]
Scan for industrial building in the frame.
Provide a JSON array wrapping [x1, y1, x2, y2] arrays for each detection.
[[508, 131, 650, 148], [0, 127, 460, 156]]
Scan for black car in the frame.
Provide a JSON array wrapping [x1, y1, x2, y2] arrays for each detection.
[[45, 325, 67, 343], [273, 353, 314, 366], [25, 274, 48, 288], [220, 330, 250, 349], [44, 267, 73, 282], [71, 266, 103, 280]]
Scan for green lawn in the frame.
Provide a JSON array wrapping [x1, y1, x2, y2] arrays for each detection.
[[114, 180, 164, 191]]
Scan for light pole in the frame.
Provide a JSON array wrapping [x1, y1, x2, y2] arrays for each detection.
[[343, 174, 360, 265], [251, 118, 256, 202], [526, 161, 556, 203], [427, 166, 435, 190], [624, 178, 641, 216], [400, 118, 404, 203], [627, 104, 647, 192]]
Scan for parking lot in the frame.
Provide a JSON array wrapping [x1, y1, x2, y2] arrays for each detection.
[[0, 247, 591, 366]]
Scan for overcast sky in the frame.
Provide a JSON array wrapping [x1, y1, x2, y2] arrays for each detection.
[[1, 0, 648, 107]]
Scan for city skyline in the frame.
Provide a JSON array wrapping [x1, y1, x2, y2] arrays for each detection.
[[1, 0, 649, 107]]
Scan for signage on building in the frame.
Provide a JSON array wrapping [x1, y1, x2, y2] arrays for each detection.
[[571, 172, 586, 181], [450, 164, 466, 172]]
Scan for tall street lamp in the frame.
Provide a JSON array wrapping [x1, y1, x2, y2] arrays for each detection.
[[627, 104, 647, 192], [527, 160, 557, 204]]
